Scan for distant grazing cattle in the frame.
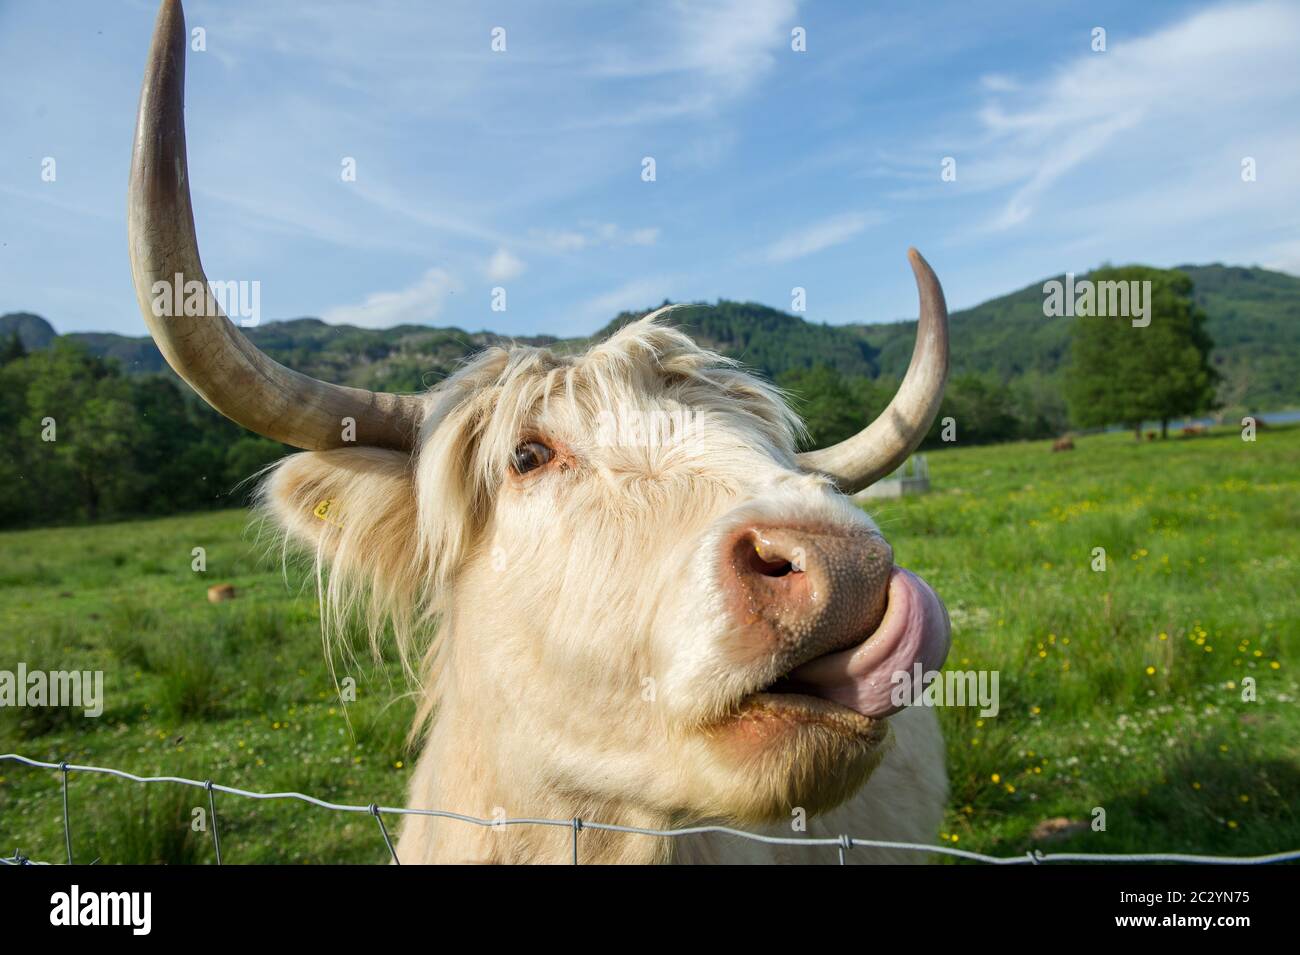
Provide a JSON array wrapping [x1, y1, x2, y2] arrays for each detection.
[[1181, 423, 1208, 437], [206, 584, 236, 604], [1051, 436, 1075, 452]]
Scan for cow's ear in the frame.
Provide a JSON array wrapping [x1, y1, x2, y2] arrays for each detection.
[[261, 447, 422, 591]]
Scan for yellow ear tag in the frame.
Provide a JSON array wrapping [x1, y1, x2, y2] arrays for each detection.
[[313, 499, 343, 527]]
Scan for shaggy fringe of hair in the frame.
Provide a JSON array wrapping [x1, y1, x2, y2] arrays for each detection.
[[257, 313, 807, 738]]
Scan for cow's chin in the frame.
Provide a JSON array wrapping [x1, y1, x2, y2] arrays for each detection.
[[693, 693, 891, 822]]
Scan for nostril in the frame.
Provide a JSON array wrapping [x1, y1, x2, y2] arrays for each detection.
[[744, 530, 802, 579], [748, 548, 796, 578], [725, 524, 895, 654]]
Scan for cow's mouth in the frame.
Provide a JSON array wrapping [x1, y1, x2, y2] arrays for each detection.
[[738, 568, 951, 733]]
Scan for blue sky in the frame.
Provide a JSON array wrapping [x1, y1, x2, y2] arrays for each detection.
[[2, 0, 1298, 337]]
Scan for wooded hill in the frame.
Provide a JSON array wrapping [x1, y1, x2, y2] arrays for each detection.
[[4, 263, 1297, 415]]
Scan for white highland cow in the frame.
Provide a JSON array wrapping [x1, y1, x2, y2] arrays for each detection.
[[128, 0, 954, 864]]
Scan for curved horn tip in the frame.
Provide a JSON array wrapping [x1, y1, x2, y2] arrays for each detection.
[[907, 246, 936, 280], [128, 0, 422, 453], [795, 246, 949, 494], [152, 0, 185, 38]]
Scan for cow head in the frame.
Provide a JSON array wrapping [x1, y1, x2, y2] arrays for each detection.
[[128, 0, 951, 846]]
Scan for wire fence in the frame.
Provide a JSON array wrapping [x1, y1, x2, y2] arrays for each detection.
[[4, 752, 1299, 866]]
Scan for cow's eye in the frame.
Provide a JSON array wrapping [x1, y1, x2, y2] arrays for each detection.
[[512, 440, 554, 474]]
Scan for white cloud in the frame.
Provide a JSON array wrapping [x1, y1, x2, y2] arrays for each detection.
[[763, 212, 880, 263], [322, 268, 460, 328], [577, 276, 676, 324], [532, 222, 660, 253], [969, 0, 1300, 233], [485, 247, 526, 282], [979, 74, 1019, 93], [1261, 237, 1300, 276], [588, 0, 797, 88], [538, 230, 588, 253], [674, 0, 799, 92], [578, 0, 800, 124], [615, 226, 660, 247]]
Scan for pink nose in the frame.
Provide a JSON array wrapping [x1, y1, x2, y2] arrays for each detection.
[[724, 525, 894, 660]]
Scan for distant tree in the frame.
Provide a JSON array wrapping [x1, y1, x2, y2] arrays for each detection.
[[0, 332, 26, 366], [777, 365, 862, 450], [1011, 371, 1071, 438], [780, 364, 1045, 453], [0, 347, 60, 525], [17, 341, 136, 520], [921, 373, 1024, 448], [222, 435, 288, 496], [0, 339, 289, 527], [1066, 267, 1218, 438]]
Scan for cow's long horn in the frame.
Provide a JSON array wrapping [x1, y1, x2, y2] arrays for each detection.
[[128, 0, 421, 452], [797, 249, 949, 493]]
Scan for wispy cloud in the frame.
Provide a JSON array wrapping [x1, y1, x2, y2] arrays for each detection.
[[978, 74, 1019, 93], [322, 268, 461, 328], [4, 0, 1297, 335], [1263, 237, 1300, 275], [763, 212, 881, 263], [585, 0, 799, 91], [969, 0, 1300, 233], [485, 247, 526, 282], [532, 222, 660, 253], [576, 276, 676, 326], [560, 0, 801, 129]]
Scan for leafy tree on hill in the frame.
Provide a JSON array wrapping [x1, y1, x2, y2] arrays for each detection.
[[912, 373, 1042, 449], [927, 373, 1024, 447], [777, 365, 861, 450], [1066, 267, 1218, 439], [780, 365, 1045, 454], [14, 341, 137, 521], [0, 341, 287, 527], [776, 367, 905, 451], [1010, 370, 1071, 438], [0, 331, 26, 365]]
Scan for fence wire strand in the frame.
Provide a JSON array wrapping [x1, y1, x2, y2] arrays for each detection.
[[4, 753, 1299, 866], [204, 780, 223, 865]]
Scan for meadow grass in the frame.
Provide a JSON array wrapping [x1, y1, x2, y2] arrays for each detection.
[[873, 423, 1298, 859], [0, 425, 1295, 863]]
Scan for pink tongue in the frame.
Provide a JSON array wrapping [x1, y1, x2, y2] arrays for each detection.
[[786, 567, 951, 719]]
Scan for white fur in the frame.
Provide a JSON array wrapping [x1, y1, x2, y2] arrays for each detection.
[[261, 316, 947, 863]]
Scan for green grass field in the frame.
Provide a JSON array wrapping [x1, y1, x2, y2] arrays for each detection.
[[1, 425, 1296, 864]]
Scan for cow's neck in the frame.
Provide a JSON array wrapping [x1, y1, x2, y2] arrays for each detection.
[[399, 705, 675, 864]]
